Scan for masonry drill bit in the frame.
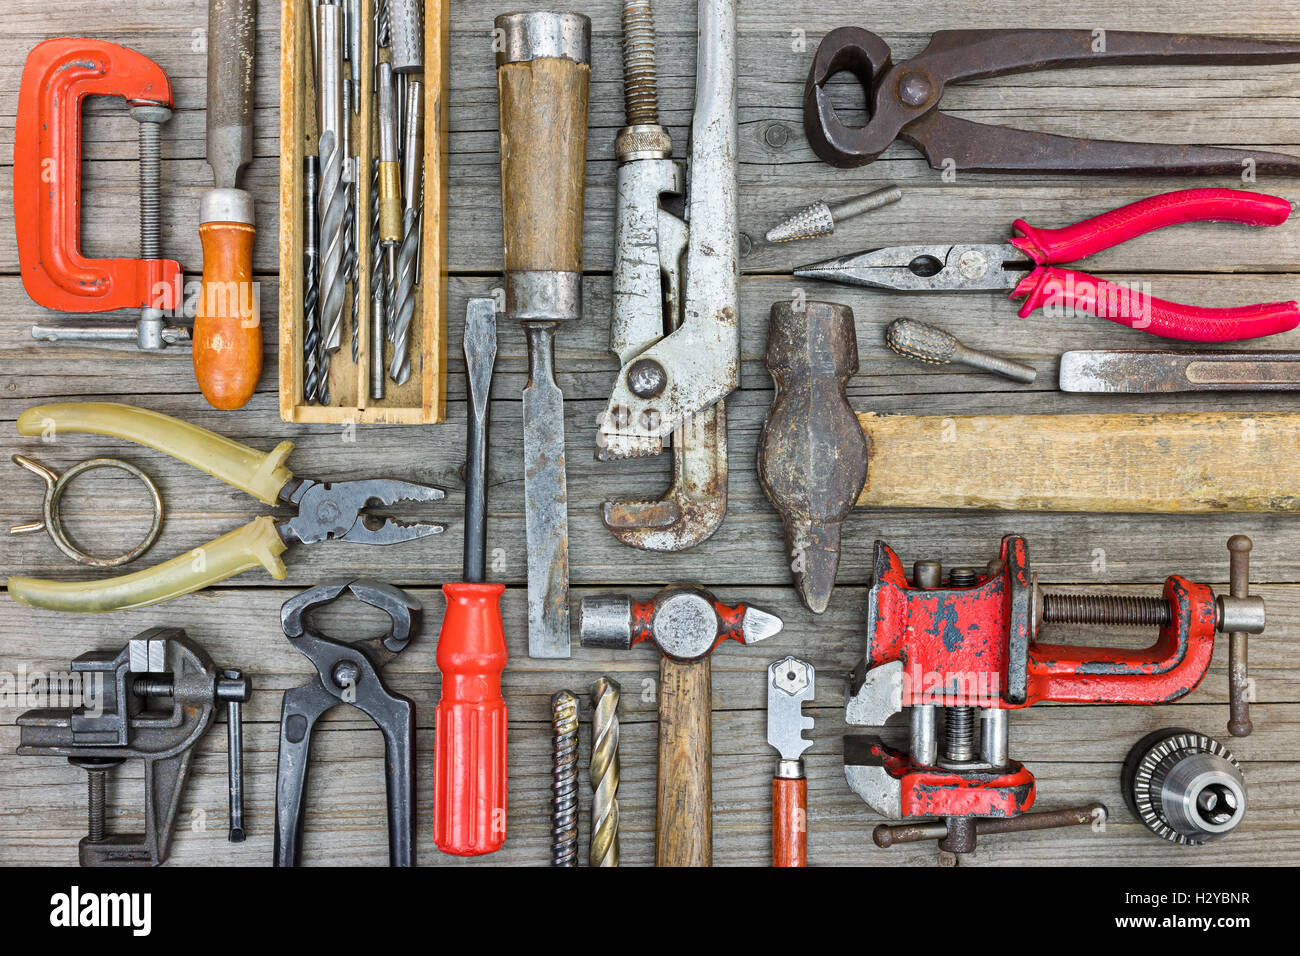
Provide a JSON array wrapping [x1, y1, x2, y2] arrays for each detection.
[[388, 79, 423, 385], [588, 677, 621, 867], [303, 155, 323, 404], [885, 317, 1037, 384], [551, 690, 579, 867], [764, 185, 903, 244], [316, 3, 347, 389]]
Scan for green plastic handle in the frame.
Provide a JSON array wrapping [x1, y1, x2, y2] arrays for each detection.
[[17, 402, 294, 505], [7, 517, 289, 613]]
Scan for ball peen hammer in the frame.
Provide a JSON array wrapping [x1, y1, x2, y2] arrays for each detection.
[[580, 586, 783, 866]]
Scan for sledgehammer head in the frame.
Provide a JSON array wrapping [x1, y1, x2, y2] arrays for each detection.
[[758, 300, 868, 613]]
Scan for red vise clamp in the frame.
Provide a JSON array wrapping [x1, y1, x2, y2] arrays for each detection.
[[844, 535, 1264, 853], [14, 38, 182, 332]]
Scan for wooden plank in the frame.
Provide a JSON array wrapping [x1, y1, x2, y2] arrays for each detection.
[[857, 411, 1300, 513]]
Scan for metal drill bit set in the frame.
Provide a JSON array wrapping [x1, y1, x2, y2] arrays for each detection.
[[297, 0, 426, 409]]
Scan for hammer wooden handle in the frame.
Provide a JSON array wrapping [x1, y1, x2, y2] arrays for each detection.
[[656, 655, 712, 867], [194, 217, 261, 409], [859, 411, 1300, 513]]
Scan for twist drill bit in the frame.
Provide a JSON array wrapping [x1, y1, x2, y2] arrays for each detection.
[[388, 79, 423, 385], [376, 0, 391, 47], [369, 158, 386, 399], [376, 62, 401, 384], [348, 155, 361, 364], [588, 677, 621, 867], [340, 78, 359, 365], [303, 155, 323, 404], [316, 3, 347, 391], [551, 690, 579, 867], [764, 185, 903, 244]]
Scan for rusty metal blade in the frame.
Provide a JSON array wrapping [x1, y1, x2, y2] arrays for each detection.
[[523, 325, 571, 658], [207, 0, 257, 189], [1060, 349, 1300, 393]]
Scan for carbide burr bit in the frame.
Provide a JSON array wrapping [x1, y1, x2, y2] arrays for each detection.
[[885, 317, 1037, 384], [303, 155, 323, 404], [388, 79, 424, 385], [551, 690, 579, 867], [764, 185, 903, 244], [316, 2, 347, 377], [588, 677, 621, 867]]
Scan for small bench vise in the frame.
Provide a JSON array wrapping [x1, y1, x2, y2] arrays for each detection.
[[844, 534, 1263, 853], [17, 629, 249, 866]]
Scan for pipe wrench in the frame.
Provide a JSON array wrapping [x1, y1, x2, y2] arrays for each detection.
[[597, 0, 739, 552]]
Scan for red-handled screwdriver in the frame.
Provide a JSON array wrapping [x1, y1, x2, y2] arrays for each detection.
[[433, 298, 508, 856]]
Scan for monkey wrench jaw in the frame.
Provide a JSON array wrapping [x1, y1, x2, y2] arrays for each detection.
[[600, 400, 728, 552]]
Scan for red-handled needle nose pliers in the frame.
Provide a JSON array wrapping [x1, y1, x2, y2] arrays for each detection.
[[794, 188, 1300, 342]]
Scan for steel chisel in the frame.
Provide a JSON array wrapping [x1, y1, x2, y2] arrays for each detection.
[[495, 12, 591, 658]]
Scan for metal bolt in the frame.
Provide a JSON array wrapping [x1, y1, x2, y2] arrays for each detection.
[[1226, 535, 1254, 737], [333, 660, 360, 689], [764, 124, 790, 148], [221, 668, 249, 843], [86, 769, 107, 842], [943, 706, 976, 762], [620, 0, 660, 126], [627, 358, 667, 398], [898, 72, 933, 107]]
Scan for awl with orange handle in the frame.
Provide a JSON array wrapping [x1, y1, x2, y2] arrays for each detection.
[[195, 0, 261, 410], [768, 656, 815, 867], [433, 298, 508, 856]]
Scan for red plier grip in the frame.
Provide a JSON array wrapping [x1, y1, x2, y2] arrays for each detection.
[[1014, 267, 1300, 341], [1009, 188, 1299, 341], [1010, 188, 1293, 263]]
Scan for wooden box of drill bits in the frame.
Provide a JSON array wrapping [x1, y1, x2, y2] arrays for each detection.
[[277, 0, 448, 423]]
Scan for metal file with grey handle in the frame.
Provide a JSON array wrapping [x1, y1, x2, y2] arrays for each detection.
[[1060, 349, 1300, 392]]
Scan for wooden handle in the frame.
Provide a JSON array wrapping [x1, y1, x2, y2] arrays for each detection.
[[656, 655, 712, 867], [194, 219, 261, 409], [772, 776, 808, 867], [496, 57, 589, 273], [858, 411, 1300, 513]]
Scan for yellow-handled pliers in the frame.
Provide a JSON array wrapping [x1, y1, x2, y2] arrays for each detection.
[[7, 403, 445, 612]]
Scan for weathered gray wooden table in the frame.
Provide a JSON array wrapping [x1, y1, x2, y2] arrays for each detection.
[[0, 0, 1296, 867]]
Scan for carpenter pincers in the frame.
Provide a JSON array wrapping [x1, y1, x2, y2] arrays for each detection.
[[275, 580, 420, 867]]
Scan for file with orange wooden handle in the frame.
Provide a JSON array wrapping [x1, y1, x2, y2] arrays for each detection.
[[196, 0, 260, 410]]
